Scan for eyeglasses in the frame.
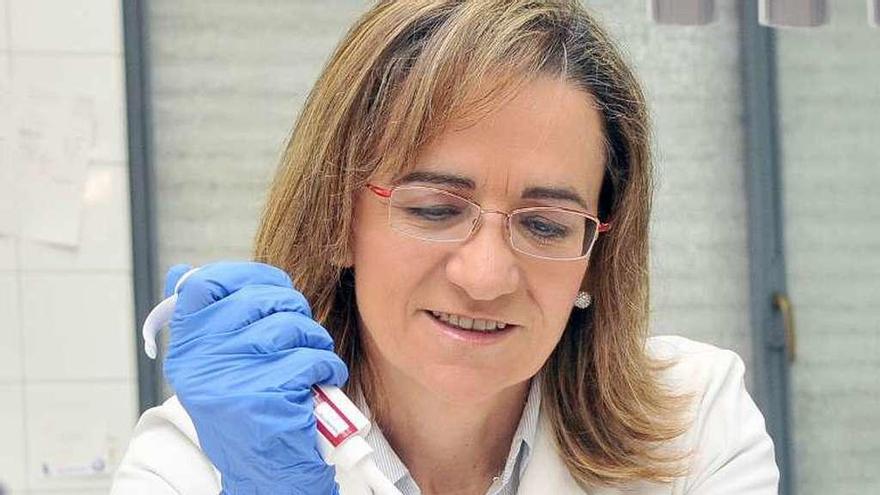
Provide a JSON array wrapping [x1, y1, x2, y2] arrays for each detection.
[[367, 184, 611, 261]]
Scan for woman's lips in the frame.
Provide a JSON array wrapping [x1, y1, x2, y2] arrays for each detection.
[[423, 310, 516, 345]]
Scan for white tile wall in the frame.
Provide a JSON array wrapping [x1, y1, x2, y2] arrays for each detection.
[[28, 492, 109, 495], [8, 0, 122, 54], [29, 492, 109, 495], [0, 53, 9, 91], [21, 272, 135, 381], [0, 55, 11, 249], [0, 384, 26, 492], [10, 55, 127, 163], [24, 382, 137, 492], [0, 274, 21, 381], [0, 143, 17, 255], [20, 164, 132, 272], [0, 0, 8, 51], [0, 236, 15, 269]]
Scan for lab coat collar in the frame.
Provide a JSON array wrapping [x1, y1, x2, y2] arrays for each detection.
[[336, 401, 584, 494]]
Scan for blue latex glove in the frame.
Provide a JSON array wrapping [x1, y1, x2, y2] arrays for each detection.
[[162, 261, 348, 495]]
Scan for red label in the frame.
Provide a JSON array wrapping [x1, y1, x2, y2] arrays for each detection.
[[312, 386, 358, 447]]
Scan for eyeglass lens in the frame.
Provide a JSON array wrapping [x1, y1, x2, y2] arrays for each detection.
[[388, 186, 598, 259]]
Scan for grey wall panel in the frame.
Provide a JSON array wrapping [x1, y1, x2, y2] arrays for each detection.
[[590, 2, 753, 369], [147, 1, 366, 269], [775, 1, 880, 493]]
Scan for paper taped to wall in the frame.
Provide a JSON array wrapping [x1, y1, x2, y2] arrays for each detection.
[[9, 89, 96, 246]]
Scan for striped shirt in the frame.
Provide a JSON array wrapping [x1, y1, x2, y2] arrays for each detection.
[[359, 378, 542, 495]]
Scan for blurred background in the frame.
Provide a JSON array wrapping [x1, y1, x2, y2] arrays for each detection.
[[0, 1, 877, 494]]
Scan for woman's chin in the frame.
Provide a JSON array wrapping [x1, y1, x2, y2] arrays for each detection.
[[412, 364, 522, 405]]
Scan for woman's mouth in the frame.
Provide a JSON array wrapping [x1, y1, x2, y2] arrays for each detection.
[[430, 310, 509, 332], [423, 310, 517, 344]]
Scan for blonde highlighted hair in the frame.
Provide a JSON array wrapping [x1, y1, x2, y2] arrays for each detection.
[[254, 0, 692, 488]]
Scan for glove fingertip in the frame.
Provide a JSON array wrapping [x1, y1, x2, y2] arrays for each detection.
[[327, 359, 350, 388], [304, 352, 349, 388], [164, 264, 193, 298]]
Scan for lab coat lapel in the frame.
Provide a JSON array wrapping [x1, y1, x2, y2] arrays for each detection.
[[519, 415, 675, 495], [518, 412, 586, 494]]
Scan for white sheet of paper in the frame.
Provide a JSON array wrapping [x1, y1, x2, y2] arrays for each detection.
[[11, 90, 95, 247]]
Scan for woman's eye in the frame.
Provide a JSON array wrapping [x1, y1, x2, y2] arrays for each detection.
[[405, 205, 463, 221], [520, 216, 569, 239]]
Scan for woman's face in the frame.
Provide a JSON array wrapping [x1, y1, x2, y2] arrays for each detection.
[[351, 75, 607, 403]]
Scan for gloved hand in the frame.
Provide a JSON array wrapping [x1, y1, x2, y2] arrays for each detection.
[[162, 261, 348, 495]]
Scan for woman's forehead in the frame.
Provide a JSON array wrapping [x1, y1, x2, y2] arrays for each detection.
[[368, 75, 607, 213], [391, 77, 606, 202]]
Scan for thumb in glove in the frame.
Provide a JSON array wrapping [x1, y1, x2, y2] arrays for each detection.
[[164, 263, 195, 298]]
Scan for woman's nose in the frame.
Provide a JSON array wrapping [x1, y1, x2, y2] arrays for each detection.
[[444, 212, 520, 301]]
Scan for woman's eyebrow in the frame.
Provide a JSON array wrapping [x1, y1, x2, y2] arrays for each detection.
[[398, 170, 589, 210], [521, 186, 589, 210], [397, 171, 475, 190]]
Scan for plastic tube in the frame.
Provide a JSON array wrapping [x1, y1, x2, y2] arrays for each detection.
[[142, 268, 401, 495], [313, 385, 401, 495]]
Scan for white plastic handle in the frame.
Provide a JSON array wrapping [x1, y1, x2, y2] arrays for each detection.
[[142, 267, 201, 359]]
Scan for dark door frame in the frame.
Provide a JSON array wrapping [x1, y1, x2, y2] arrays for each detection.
[[122, 0, 162, 413], [739, 1, 794, 493]]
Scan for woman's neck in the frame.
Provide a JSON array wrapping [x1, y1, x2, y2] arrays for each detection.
[[364, 363, 531, 495]]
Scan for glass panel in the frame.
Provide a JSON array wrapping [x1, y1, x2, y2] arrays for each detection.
[[775, 3, 880, 492]]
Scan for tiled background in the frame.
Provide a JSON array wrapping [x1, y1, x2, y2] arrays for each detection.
[[0, 0, 137, 493]]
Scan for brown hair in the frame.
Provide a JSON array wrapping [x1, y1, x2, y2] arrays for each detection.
[[254, 0, 692, 488]]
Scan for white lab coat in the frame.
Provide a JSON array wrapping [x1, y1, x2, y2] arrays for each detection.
[[111, 335, 779, 494]]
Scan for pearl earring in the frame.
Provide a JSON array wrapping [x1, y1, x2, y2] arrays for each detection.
[[574, 291, 592, 309]]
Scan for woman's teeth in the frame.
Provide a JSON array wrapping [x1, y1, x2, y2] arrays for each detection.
[[431, 311, 508, 332]]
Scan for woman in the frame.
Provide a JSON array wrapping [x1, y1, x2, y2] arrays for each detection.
[[112, 1, 779, 494]]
